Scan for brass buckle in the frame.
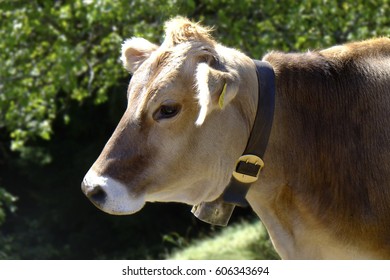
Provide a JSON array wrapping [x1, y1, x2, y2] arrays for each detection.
[[232, 154, 264, 184]]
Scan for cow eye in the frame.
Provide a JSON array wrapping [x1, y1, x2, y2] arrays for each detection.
[[153, 102, 181, 121]]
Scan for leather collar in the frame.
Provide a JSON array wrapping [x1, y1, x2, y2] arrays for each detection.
[[222, 60, 276, 206]]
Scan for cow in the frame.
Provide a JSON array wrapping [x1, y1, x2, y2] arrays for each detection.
[[81, 16, 390, 259]]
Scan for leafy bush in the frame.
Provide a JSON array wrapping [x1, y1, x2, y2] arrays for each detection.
[[0, 188, 17, 226], [0, 188, 17, 259]]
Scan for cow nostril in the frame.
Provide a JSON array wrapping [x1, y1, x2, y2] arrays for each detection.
[[86, 185, 107, 205], [92, 187, 107, 204]]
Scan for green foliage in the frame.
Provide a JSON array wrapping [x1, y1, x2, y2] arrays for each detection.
[[0, 188, 17, 226], [0, 0, 180, 157], [0, 187, 17, 259], [0, 0, 389, 260], [198, 0, 389, 56]]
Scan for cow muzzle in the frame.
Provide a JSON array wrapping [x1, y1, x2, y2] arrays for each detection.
[[81, 169, 145, 215]]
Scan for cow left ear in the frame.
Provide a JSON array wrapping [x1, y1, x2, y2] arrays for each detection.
[[195, 63, 240, 126], [121, 37, 159, 73]]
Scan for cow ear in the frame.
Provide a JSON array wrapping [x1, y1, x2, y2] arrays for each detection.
[[195, 63, 240, 126], [121, 38, 159, 73]]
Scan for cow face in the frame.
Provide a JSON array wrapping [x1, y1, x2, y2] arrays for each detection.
[[81, 18, 255, 215]]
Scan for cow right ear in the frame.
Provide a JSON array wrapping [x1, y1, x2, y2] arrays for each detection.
[[195, 63, 240, 126], [121, 38, 159, 73]]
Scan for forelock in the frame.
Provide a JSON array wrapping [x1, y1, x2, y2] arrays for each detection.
[[162, 16, 215, 47]]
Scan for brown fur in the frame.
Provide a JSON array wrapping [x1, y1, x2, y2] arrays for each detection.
[[263, 38, 390, 255]]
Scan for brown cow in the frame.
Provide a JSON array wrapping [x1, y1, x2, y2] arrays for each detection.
[[81, 17, 390, 259]]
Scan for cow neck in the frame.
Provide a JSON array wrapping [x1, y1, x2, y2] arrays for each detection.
[[222, 60, 276, 206], [191, 60, 276, 226]]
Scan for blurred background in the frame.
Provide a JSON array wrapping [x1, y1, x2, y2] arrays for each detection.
[[0, 0, 388, 259]]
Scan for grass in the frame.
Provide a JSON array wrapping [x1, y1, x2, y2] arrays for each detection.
[[166, 220, 280, 260]]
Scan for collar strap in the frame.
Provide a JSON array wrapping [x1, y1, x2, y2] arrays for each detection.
[[222, 60, 276, 206], [191, 60, 275, 226]]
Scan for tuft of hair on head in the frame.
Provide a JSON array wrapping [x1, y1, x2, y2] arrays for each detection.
[[162, 16, 215, 47]]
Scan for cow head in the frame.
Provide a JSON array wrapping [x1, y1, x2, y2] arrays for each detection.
[[81, 17, 258, 215]]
